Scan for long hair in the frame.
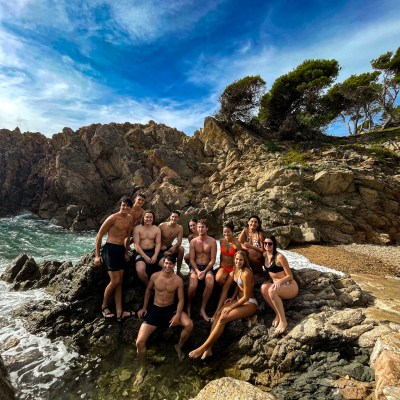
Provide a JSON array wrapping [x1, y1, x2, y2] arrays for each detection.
[[247, 215, 263, 232], [264, 235, 278, 258], [141, 210, 155, 225], [235, 250, 251, 271], [188, 218, 198, 232]]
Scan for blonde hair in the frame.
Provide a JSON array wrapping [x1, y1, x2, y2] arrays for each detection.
[[235, 250, 251, 271]]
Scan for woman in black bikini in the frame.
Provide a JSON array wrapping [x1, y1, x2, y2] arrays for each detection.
[[261, 235, 298, 334], [189, 250, 257, 359]]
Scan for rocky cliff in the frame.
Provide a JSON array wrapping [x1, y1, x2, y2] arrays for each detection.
[[1, 120, 399, 244]]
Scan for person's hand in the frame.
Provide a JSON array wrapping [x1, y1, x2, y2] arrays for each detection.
[[94, 256, 103, 266], [197, 270, 205, 280], [224, 298, 233, 304], [124, 252, 130, 262], [137, 309, 147, 319], [221, 307, 231, 315], [169, 313, 180, 327]]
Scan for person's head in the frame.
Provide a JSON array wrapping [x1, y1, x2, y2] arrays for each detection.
[[197, 219, 208, 237], [263, 235, 277, 256], [234, 250, 250, 271], [163, 255, 176, 273], [223, 221, 235, 239], [120, 196, 133, 212], [247, 215, 262, 232], [134, 192, 146, 207], [169, 211, 180, 224], [141, 210, 155, 226], [188, 219, 198, 233]]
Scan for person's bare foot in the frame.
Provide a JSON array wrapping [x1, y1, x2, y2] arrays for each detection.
[[200, 309, 211, 322], [201, 348, 212, 360], [275, 321, 287, 334], [272, 316, 279, 328], [189, 348, 204, 359], [175, 344, 185, 361], [133, 367, 146, 386]]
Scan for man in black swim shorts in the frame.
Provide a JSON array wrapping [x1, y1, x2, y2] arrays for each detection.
[[94, 196, 134, 321], [135, 256, 193, 386]]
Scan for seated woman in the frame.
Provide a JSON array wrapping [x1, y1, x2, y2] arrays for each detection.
[[238, 215, 265, 279], [261, 235, 298, 334], [184, 219, 198, 267], [189, 250, 257, 360], [215, 222, 242, 286]]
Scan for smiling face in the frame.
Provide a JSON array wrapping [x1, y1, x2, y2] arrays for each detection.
[[120, 201, 132, 214], [223, 227, 233, 239], [189, 221, 198, 234], [234, 253, 245, 269], [169, 212, 179, 224], [248, 217, 259, 231], [197, 223, 207, 237], [134, 195, 145, 207], [143, 212, 154, 225], [163, 258, 175, 273]]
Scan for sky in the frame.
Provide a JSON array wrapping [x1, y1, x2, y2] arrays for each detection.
[[0, 0, 399, 138]]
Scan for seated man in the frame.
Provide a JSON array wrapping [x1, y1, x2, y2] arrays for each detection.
[[134, 210, 162, 286], [158, 211, 184, 277], [186, 219, 217, 321], [135, 255, 193, 385]]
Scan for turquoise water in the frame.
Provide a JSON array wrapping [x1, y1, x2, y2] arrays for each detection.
[[0, 212, 96, 269]]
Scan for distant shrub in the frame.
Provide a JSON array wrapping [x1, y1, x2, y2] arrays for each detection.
[[282, 146, 309, 166]]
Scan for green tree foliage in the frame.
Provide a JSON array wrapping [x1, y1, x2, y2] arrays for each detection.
[[258, 59, 339, 138], [216, 75, 266, 123], [325, 72, 381, 135], [371, 47, 400, 129]]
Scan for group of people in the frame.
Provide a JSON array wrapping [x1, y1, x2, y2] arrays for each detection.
[[93, 194, 299, 385]]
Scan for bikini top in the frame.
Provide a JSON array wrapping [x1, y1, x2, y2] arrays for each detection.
[[246, 230, 262, 248], [234, 270, 244, 289], [266, 253, 284, 273], [221, 241, 236, 257]]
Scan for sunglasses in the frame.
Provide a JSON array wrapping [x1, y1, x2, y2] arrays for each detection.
[[264, 242, 273, 246]]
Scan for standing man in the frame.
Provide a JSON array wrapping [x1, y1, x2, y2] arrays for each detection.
[[186, 219, 217, 321], [134, 210, 162, 286], [158, 211, 184, 277], [94, 196, 134, 321], [129, 192, 146, 226], [135, 255, 193, 385]]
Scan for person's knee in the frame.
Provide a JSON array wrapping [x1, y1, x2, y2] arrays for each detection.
[[136, 337, 146, 351], [205, 274, 214, 287], [261, 283, 271, 296]]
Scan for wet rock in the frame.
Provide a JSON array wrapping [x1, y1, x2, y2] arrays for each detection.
[[0, 355, 16, 400], [1, 254, 29, 282]]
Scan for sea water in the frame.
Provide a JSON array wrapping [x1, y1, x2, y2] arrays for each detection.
[[0, 213, 341, 399]]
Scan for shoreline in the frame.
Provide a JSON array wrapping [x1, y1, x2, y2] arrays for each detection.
[[289, 243, 400, 278]]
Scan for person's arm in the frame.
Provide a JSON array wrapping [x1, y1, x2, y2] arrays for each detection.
[[150, 227, 162, 264], [189, 240, 199, 274], [170, 278, 184, 326], [224, 269, 254, 313], [170, 226, 183, 253], [205, 239, 217, 273], [94, 216, 113, 266], [274, 254, 293, 287], [137, 276, 155, 318], [238, 229, 247, 244]]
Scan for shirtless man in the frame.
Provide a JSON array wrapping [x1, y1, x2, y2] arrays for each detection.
[[94, 196, 134, 321], [129, 192, 146, 226], [158, 211, 184, 277], [134, 210, 162, 286], [186, 219, 217, 321], [135, 255, 193, 385]]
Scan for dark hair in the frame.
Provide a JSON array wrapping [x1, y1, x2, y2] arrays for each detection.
[[121, 196, 133, 208], [171, 210, 181, 217], [247, 215, 263, 232], [141, 210, 155, 225], [188, 219, 198, 231], [164, 255, 176, 264], [223, 221, 234, 232], [235, 250, 251, 271], [135, 192, 146, 199], [197, 219, 208, 227], [264, 235, 278, 257]]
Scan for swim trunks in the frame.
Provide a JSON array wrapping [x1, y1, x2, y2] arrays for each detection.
[[190, 264, 214, 275], [101, 243, 126, 272], [135, 248, 163, 276], [144, 303, 176, 330]]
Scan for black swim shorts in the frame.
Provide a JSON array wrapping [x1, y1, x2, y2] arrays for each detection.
[[189, 264, 214, 275], [144, 303, 176, 330], [101, 243, 126, 272], [135, 249, 163, 276]]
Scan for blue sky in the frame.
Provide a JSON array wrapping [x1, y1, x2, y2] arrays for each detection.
[[0, 0, 399, 137]]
